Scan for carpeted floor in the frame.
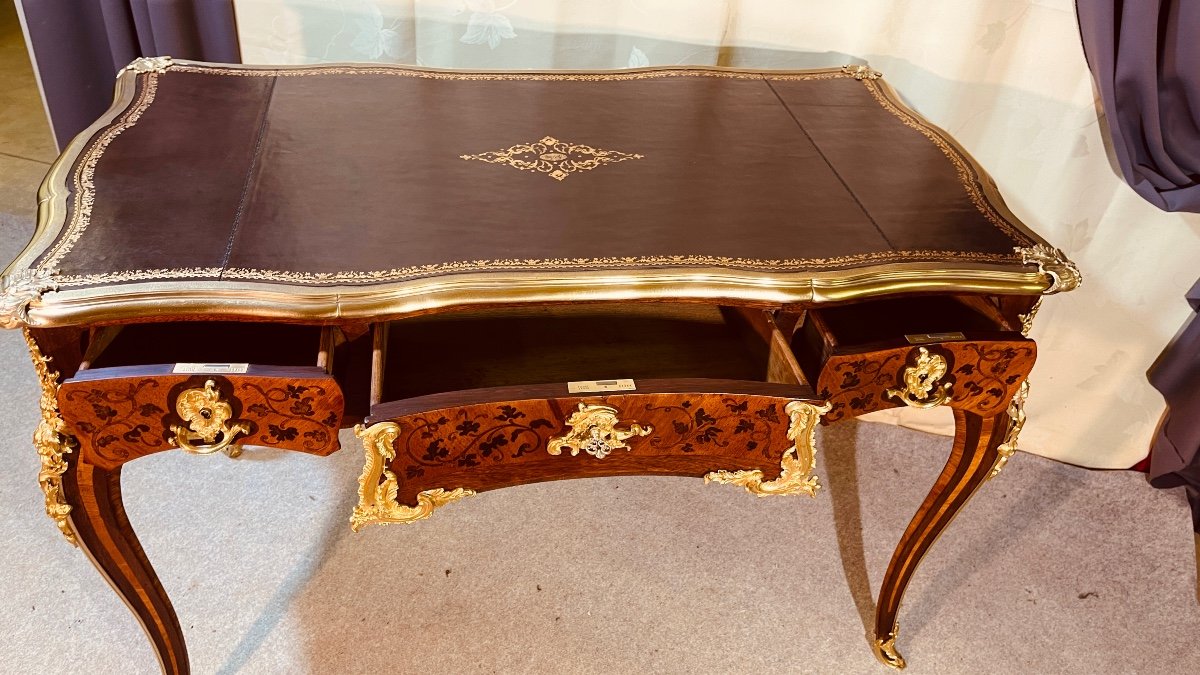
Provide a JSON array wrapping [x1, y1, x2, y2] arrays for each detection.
[[1, 4, 1198, 673]]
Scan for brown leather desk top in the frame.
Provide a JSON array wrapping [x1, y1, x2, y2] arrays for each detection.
[[2, 59, 1073, 327]]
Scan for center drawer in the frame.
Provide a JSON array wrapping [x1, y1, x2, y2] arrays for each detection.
[[354, 304, 828, 528]]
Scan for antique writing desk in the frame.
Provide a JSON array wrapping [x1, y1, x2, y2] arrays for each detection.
[[1, 58, 1080, 673]]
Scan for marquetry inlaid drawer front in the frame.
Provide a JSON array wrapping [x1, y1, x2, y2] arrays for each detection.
[[353, 387, 829, 530], [58, 366, 344, 469], [817, 340, 1035, 423]]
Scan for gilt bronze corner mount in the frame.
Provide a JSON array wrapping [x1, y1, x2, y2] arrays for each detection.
[[351, 421, 475, 531], [704, 399, 831, 497]]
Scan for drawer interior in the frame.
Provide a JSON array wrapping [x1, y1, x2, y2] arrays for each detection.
[[805, 296, 1007, 347], [84, 322, 325, 370], [373, 304, 805, 406], [792, 295, 1023, 383], [64, 305, 813, 423]]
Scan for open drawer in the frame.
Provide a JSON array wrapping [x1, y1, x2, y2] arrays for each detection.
[[57, 322, 345, 468], [792, 296, 1036, 423], [353, 304, 829, 529]]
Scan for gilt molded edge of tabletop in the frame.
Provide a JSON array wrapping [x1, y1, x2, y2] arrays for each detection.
[[0, 58, 1079, 328]]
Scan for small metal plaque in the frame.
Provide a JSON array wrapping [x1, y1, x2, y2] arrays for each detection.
[[173, 363, 249, 374], [905, 332, 966, 345], [568, 378, 636, 393]]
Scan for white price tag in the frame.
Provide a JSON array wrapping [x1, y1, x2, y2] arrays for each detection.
[[568, 378, 636, 393], [172, 363, 250, 374], [904, 332, 966, 345]]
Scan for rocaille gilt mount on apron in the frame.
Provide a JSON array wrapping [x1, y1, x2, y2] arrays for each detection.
[[350, 397, 834, 530], [1, 56, 1081, 674]]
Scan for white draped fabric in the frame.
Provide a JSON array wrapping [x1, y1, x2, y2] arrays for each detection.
[[231, 0, 1200, 469]]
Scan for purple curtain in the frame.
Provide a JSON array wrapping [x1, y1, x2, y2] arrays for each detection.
[[1075, 0, 1200, 213], [17, 0, 240, 150], [1148, 281, 1200, 534]]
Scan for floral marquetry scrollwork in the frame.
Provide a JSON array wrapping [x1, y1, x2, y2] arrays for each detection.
[[643, 397, 794, 461], [237, 381, 340, 452], [62, 377, 168, 465], [399, 403, 557, 472], [57, 373, 344, 469]]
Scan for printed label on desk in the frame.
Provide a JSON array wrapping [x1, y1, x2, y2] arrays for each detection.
[[905, 332, 966, 345], [568, 379, 636, 393], [172, 363, 250, 374]]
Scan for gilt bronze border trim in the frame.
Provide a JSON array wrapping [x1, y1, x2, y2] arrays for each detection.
[[15, 263, 1050, 327], [1, 60, 1075, 328], [25, 328, 78, 546]]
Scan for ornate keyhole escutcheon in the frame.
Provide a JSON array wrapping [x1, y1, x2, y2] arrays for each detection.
[[886, 347, 954, 409], [547, 403, 653, 459], [168, 379, 250, 454]]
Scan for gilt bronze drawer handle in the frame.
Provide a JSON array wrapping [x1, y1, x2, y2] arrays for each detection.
[[547, 402, 652, 459], [168, 379, 250, 455], [886, 347, 953, 409]]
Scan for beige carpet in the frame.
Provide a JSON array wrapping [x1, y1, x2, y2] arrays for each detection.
[[1, 4, 1198, 673]]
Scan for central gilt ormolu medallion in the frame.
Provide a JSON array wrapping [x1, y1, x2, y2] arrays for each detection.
[[460, 135, 643, 181]]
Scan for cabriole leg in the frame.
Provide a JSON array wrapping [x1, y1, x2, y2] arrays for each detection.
[[60, 460, 190, 675], [872, 408, 1011, 669], [26, 328, 189, 675]]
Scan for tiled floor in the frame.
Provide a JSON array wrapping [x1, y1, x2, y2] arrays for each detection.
[[0, 0, 53, 242], [0, 16, 53, 165], [0, 3, 1199, 674]]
